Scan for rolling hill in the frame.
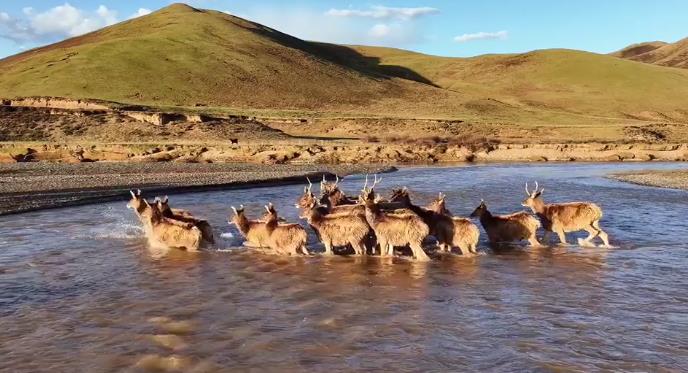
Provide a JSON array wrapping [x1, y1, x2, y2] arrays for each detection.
[[612, 38, 688, 69], [1, 2, 688, 130]]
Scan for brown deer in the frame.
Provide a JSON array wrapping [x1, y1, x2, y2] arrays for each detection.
[[319, 175, 357, 208], [129, 196, 202, 252], [360, 176, 431, 261], [470, 200, 541, 247], [264, 203, 309, 256], [390, 188, 479, 255], [157, 196, 214, 245], [299, 199, 371, 256], [522, 182, 611, 247], [229, 205, 271, 248], [426, 192, 452, 216]]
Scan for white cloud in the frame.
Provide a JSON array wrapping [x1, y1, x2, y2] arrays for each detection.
[[130, 8, 152, 19], [326, 6, 438, 20], [0, 3, 122, 44], [454, 30, 508, 43], [369, 24, 392, 38]]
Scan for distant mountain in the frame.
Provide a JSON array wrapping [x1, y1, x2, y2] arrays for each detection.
[[1, 3, 688, 126], [612, 38, 688, 69]]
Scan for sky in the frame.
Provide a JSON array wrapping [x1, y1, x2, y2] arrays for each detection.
[[0, 0, 687, 59]]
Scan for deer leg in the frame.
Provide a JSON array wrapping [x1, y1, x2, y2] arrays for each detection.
[[528, 233, 543, 248], [378, 238, 388, 257], [300, 245, 310, 255], [593, 220, 611, 247], [410, 242, 431, 262], [578, 225, 599, 247], [542, 231, 551, 245], [323, 241, 334, 256], [554, 228, 568, 246], [351, 241, 364, 256]]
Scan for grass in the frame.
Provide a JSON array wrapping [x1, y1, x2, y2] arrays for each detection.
[[1, 2, 688, 143]]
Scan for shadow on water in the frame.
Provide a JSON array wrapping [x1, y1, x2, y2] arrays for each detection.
[[0, 162, 687, 371]]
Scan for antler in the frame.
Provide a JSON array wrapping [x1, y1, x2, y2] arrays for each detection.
[[306, 177, 313, 193], [535, 181, 544, 195], [362, 174, 369, 191], [334, 175, 340, 186], [371, 174, 382, 190]]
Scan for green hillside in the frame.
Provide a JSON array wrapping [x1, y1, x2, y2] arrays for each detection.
[[1, 3, 688, 126]]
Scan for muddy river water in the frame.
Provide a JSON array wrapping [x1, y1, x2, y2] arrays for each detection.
[[1, 163, 687, 372]]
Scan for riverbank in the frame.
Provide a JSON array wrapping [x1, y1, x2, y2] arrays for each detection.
[[2, 141, 687, 164], [610, 170, 688, 190], [0, 163, 394, 215]]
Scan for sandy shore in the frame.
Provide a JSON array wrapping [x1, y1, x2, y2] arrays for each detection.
[[0, 163, 394, 215], [610, 170, 688, 190]]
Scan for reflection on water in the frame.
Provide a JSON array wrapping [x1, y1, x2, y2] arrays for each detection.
[[1, 163, 688, 372]]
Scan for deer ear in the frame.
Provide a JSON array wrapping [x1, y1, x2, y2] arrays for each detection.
[[136, 189, 142, 196], [162, 196, 168, 203]]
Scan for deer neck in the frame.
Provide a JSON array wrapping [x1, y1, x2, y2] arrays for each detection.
[[234, 215, 251, 234], [532, 198, 546, 214], [479, 210, 493, 226]]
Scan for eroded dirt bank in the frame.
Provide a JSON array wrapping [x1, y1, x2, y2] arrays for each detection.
[[0, 163, 393, 215], [1, 142, 687, 164]]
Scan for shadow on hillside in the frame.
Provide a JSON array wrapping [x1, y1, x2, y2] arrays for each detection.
[[230, 17, 439, 87]]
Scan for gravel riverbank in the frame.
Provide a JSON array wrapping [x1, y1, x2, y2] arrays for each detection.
[[610, 170, 688, 190], [0, 162, 394, 215]]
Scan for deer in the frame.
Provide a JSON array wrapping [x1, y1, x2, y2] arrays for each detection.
[[127, 193, 202, 252], [144, 200, 202, 252], [522, 181, 611, 247], [263, 203, 309, 256], [299, 198, 371, 256], [470, 200, 541, 247], [359, 176, 431, 261], [157, 196, 215, 245], [426, 192, 452, 216], [319, 175, 357, 208], [390, 188, 479, 255], [229, 205, 271, 248]]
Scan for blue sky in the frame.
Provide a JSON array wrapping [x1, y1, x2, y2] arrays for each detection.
[[0, 0, 687, 58]]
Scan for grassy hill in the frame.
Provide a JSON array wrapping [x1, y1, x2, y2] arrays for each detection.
[[612, 38, 688, 69], [1, 2, 688, 139]]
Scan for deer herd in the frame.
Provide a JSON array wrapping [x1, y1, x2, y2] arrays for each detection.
[[127, 175, 612, 261]]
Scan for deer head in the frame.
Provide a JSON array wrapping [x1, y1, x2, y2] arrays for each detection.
[[470, 199, 487, 218], [522, 181, 545, 211], [126, 189, 144, 210]]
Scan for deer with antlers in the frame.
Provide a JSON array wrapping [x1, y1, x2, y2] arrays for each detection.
[[264, 203, 309, 256], [157, 196, 214, 245], [390, 188, 479, 255], [470, 199, 541, 247], [522, 181, 611, 247], [299, 198, 371, 256], [127, 191, 202, 252], [319, 175, 358, 208], [360, 175, 431, 261]]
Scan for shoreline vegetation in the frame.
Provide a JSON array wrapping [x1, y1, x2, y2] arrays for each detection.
[[609, 170, 688, 191], [0, 163, 395, 215]]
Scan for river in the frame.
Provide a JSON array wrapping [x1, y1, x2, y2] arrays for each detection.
[[1, 163, 687, 372]]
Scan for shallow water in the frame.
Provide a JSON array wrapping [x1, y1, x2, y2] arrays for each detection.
[[1, 163, 688, 372]]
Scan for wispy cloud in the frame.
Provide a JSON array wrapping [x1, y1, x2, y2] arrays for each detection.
[[454, 30, 508, 43], [0, 3, 154, 46], [130, 8, 152, 19], [326, 6, 439, 20]]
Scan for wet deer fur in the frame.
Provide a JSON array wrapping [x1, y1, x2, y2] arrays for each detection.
[[230, 205, 271, 248], [300, 200, 371, 256], [470, 200, 541, 247], [522, 182, 610, 247], [264, 203, 309, 256], [157, 196, 215, 244], [360, 176, 430, 261], [129, 193, 202, 252], [390, 188, 479, 255]]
